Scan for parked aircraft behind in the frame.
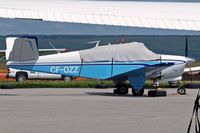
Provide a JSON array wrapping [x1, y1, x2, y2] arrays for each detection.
[[6, 37, 195, 96]]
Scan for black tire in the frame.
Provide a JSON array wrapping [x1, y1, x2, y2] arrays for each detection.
[[115, 84, 129, 95], [16, 74, 27, 82], [132, 89, 144, 96], [148, 90, 167, 97], [177, 87, 186, 95]]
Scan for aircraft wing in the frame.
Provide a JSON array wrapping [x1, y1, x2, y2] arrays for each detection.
[[0, 0, 200, 31], [109, 62, 174, 80]]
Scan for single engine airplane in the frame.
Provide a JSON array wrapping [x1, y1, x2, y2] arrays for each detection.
[[6, 36, 195, 96], [0, 0, 199, 96]]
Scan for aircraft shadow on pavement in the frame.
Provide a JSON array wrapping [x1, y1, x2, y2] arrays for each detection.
[[35, 94, 86, 97], [0, 94, 19, 96], [86, 92, 149, 98]]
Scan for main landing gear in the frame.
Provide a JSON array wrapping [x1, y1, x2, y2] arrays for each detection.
[[113, 82, 167, 97], [113, 76, 167, 97], [113, 79, 186, 97], [113, 84, 129, 95], [113, 83, 144, 96]]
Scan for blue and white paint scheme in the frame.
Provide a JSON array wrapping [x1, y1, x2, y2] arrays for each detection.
[[6, 37, 195, 96]]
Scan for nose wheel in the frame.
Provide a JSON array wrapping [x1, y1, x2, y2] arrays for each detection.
[[177, 85, 186, 95]]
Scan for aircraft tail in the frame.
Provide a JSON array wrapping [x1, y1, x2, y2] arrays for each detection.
[[6, 36, 39, 61]]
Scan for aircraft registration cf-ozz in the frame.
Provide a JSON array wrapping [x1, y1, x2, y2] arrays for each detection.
[[0, 0, 200, 31], [6, 37, 195, 96]]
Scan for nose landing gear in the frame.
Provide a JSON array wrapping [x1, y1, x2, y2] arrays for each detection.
[[177, 85, 186, 95]]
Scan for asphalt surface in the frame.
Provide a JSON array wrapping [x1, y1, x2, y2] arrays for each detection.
[[0, 88, 198, 133]]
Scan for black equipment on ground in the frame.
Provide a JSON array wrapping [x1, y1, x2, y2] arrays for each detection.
[[187, 88, 200, 133]]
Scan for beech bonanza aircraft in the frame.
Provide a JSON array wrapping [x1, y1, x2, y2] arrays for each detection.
[[6, 36, 195, 96]]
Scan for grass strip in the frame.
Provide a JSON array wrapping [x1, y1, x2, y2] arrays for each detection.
[[0, 80, 114, 88], [0, 80, 169, 88], [2, 80, 199, 89]]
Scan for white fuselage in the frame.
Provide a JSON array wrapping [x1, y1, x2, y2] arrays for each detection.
[[35, 52, 194, 82], [159, 55, 194, 82]]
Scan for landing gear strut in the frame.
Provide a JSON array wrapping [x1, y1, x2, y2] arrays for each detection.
[[148, 80, 167, 97]]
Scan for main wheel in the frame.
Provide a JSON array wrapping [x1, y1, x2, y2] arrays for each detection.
[[114, 84, 129, 95], [16, 74, 27, 82], [148, 90, 167, 97], [132, 89, 144, 96]]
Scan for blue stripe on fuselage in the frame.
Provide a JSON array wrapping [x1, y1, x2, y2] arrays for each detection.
[[8, 60, 177, 79]]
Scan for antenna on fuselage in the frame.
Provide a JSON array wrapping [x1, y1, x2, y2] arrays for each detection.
[[48, 42, 60, 54]]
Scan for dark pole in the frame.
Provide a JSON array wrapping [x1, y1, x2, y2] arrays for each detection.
[[185, 36, 188, 57]]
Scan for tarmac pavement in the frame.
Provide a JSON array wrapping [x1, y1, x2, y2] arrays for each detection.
[[0, 88, 198, 133]]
